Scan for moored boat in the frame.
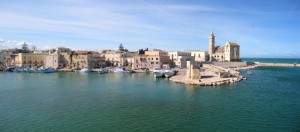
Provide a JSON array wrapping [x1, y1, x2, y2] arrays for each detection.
[[80, 67, 92, 73], [163, 68, 175, 78], [152, 67, 164, 78], [99, 68, 108, 74], [41, 68, 57, 73], [114, 67, 125, 73], [4, 67, 14, 72]]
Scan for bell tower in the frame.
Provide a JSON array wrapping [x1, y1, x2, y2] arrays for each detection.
[[209, 31, 215, 61]]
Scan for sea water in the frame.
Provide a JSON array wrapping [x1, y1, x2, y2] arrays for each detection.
[[0, 67, 300, 131]]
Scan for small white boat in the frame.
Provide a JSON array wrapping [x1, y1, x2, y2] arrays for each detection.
[[114, 67, 125, 73], [41, 68, 57, 73], [247, 70, 252, 75], [153, 67, 164, 78], [28, 67, 39, 73], [99, 68, 108, 74], [163, 68, 175, 78], [80, 67, 92, 73]]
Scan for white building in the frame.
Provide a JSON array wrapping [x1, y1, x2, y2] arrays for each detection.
[[190, 50, 208, 62], [168, 51, 195, 68]]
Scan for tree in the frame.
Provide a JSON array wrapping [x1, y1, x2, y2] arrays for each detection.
[[139, 49, 145, 54], [21, 42, 29, 52], [118, 43, 124, 51]]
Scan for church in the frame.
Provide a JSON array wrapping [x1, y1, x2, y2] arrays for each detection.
[[209, 31, 240, 62]]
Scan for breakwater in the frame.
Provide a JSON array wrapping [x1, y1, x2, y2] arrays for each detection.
[[255, 62, 299, 67]]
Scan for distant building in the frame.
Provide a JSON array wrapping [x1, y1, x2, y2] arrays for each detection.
[[168, 51, 195, 68], [44, 47, 72, 69], [190, 50, 208, 62], [17, 53, 48, 67], [133, 49, 173, 69], [100, 50, 134, 67], [209, 31, 240, 62], [70, 51, 106, 68], [0, 52, 4, 66]]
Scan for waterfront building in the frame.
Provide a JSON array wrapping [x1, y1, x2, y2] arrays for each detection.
[[17, 53, 48, 67], [209, 31, 240, 62], [45, 54, 59, 68], [0, 49, 20, 67], [100, 50, 134, 67], [132, 49, 173, 69], [168, 51, 195, 68], [0, 51, 4, 66], [70, 51, 105, 69], [44, 47, 72, 69]]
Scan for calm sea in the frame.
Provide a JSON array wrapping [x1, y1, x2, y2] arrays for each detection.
[[1, 67, 300, 131], [242, 58, 300, 64]]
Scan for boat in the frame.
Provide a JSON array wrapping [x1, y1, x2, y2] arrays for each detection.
[[4, 67, 14, 72], [247, 70, 252, 75], [163, 68, 175, 78], [99, 68, 108, 74], [14, 67, 24, 72], [152, 67, 164, 78], [114, 67, 125, 73], [28, 67, 39, 73], [41, 68, 57, 73], [80, 67, 92, 73]]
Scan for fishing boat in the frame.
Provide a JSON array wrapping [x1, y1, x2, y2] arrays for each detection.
[[80, 67, 92, 73], [99, 68, 108, 74], [114, 67, 125, 73], [4, 67, 14, 72], [41, 68, 57, 73], [152, 67, 164, 78]]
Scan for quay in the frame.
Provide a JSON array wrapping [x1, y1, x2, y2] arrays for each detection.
[[169, 68, 245, 86], [169, 62, 247, 86]]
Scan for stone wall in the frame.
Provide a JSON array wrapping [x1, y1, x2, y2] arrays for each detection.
[[213, 62, 247, 68]]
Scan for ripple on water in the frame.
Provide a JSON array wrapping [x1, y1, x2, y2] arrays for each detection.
[[0, 69, 300, 131]]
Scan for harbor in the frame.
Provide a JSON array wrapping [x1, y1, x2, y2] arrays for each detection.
[[1, 66, 300, 131]]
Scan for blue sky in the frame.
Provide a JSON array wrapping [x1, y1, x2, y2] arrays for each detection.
[[0, 0, 299, 58]]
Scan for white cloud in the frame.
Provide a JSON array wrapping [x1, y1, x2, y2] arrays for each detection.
[[0, 0, 299, 57]]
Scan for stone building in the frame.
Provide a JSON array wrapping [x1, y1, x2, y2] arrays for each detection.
[[209, 31, 240, 62], [132, 49, 172, 69], [0, 51, 5, 66], [99, 50, 134, 67], [17, 53, 48, 67], [44, 47, 72, 69], [70, 51, 106, 69], [168, 51, 195, 68]]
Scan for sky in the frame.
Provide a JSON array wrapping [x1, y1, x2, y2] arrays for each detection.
[[0, 0, 299, 58]]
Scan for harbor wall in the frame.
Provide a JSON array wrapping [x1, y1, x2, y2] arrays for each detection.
[[213, 62, 247, 68], [255, 62, 299, 67]]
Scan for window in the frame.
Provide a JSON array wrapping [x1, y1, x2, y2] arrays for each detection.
[[152, 58, 153, 60], [156, 62, 158, 64], [151, 62, 154, 64], [156, 58, 158, 60]]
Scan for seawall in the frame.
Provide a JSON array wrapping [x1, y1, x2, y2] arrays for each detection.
[[255, 62, 299, 67]]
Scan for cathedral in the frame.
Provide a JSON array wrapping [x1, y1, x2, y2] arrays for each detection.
[[209, 31, 240, 62]]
